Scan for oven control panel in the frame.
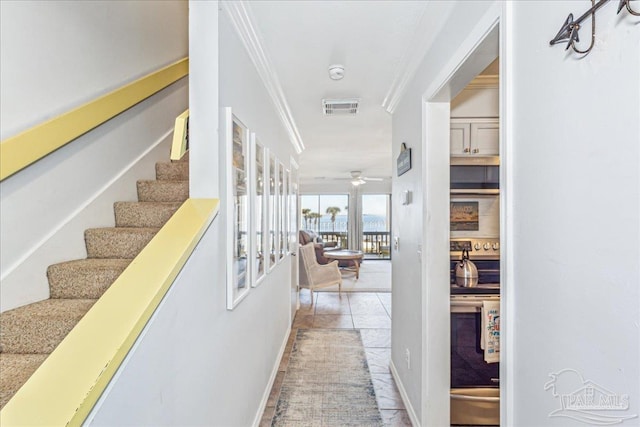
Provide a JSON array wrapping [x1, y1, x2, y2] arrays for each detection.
[[451, 238, 500, 259]]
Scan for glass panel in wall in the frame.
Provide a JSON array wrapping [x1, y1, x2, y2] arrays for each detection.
[[278, 164, 286, 260], [268, 153, 277, 270], [362, 194, 391, 259], [232, 119, 248, 294], [255, 140, 265, 282], [300, 194, 349, 249]]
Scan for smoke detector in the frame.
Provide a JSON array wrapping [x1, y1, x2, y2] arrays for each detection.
[[328, 64, 345, 80], [322, 98, 359, 115]]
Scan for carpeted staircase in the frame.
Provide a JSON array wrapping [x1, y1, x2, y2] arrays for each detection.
[[0, 154, 189, 409]]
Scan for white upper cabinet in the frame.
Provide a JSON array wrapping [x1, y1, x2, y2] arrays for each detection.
[[450, 122, 471, 155], [451, 118, 499, 157]]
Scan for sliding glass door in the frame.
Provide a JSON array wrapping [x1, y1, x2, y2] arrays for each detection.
[[300, 194, 349, 249], [361, 194, 391, 260]]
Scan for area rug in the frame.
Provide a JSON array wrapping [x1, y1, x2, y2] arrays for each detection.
[[272, 329, 383, 426]]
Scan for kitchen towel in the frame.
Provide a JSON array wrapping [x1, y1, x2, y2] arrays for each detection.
[[481, 300, 500, 363]]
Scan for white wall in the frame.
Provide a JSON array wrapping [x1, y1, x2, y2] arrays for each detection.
[[392, 0, 640, 425], [87, 222, 292, 426], [390, 2, 497, 423], [87, 4, 298, 425], [0, 0, 188, 140], [0, 1, 189, 312], [509, 3, 639, 425], [450, 87, 499, 118]]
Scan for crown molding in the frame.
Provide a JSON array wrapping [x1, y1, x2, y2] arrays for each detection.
[[382, 2, 457, 114], [221, 1, 305, 154]]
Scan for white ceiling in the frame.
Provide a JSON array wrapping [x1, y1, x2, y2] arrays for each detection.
[[249, 1, 429, 183]]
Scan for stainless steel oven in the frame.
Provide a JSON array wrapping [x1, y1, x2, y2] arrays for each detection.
[[450, 238, 500, 426]]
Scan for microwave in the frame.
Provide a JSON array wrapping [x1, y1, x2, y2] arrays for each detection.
[[450, 164, 499, 195]]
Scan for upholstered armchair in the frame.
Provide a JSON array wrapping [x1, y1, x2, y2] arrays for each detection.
[[298, 230, 339, 264], [298, 243, 342, 299]]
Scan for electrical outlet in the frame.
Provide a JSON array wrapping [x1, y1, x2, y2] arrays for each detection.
[[405, 348, 411, 370]]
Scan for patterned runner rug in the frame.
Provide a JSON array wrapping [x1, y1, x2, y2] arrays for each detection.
[[272, 329, 383, 426]]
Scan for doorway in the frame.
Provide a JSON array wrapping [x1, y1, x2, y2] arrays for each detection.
[[420, 7, 507, 426]]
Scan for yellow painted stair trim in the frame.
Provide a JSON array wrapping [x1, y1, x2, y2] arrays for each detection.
[[0, 198, 219, 427], [0, 58, 189, 181], [170, 109, 190, 161]]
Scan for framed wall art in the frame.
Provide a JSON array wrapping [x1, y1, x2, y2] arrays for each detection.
[[288, 159, 299, 254], [268, 150, 278, 271], [278, 161, 286, 262], [252, 135, 267, 287], [224, 108, 251, 309]]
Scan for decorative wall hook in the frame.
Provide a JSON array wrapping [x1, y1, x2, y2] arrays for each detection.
[[550, 0, 639, 56], [618, 0, 640, 16]]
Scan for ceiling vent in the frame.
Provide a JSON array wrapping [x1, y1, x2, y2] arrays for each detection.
[[322, 98, 359, 116]]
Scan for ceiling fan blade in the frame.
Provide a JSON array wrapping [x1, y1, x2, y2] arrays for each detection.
[[364, 177, 384, 181]]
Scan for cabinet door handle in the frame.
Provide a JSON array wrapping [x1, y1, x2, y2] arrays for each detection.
[[463, 147, 471, 153], [472, 148, 479, 153]]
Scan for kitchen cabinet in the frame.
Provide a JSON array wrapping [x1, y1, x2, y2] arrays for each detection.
[[450, 118, 499, 157]]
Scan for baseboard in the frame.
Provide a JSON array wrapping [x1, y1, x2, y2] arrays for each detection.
[[390, 359, 421, 427], [252, 326, 291, 427]]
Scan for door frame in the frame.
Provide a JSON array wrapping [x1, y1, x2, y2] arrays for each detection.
[[420, 2, 512, 425]]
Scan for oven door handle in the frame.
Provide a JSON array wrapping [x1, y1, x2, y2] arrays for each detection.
[[450, 393, 500, 403], [450, 298, 500, 313], [451, 300, 485, 308]]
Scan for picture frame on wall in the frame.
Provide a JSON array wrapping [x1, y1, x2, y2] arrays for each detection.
[[252, 135, 267, 287], [288, 158, 299, 254], [278, 161, 286, 262], [268, 150, 278, 271], [224, 108, 251, 310], [283, 168, 291, 255]]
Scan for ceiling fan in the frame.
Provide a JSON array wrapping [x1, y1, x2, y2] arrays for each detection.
[[348, 171, 383, 186]]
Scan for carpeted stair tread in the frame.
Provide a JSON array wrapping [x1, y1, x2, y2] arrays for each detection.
[[0, 353, 48, 409], [48, 258, 132, 299], [114, 201, 182, 227], [137, 180, 188, 202], [0, 299, 97, 354], [85, 227, 159, 259], [0, 152, 189, 407], [156, 161, 188, 181]]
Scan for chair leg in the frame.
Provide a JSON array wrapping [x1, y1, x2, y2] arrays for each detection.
[[310, 288, 314, 303]]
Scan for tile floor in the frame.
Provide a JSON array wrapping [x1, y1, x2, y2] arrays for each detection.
[[260, 290, 412, 427]]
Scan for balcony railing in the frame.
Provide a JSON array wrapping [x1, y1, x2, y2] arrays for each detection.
[[318, 231, 391, 260]]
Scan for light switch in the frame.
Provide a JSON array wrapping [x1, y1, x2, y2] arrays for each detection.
[[401, 190, 412, 205], [394, 236, 399, 250]]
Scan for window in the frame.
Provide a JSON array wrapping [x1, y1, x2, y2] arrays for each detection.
[[362, 194, 391, 259], [301, 194, 349, 248]]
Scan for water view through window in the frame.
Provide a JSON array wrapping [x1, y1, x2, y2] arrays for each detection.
[[301, 194, 349, 248], [300, 194, 391, 259], [362, 194, 391, 259]]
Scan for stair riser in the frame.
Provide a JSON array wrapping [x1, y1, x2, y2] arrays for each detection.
[[114, 202, 181, 228], [85, 229, 157, 259], [156, 162, 189, 181], [137, 181, 188, 202]]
